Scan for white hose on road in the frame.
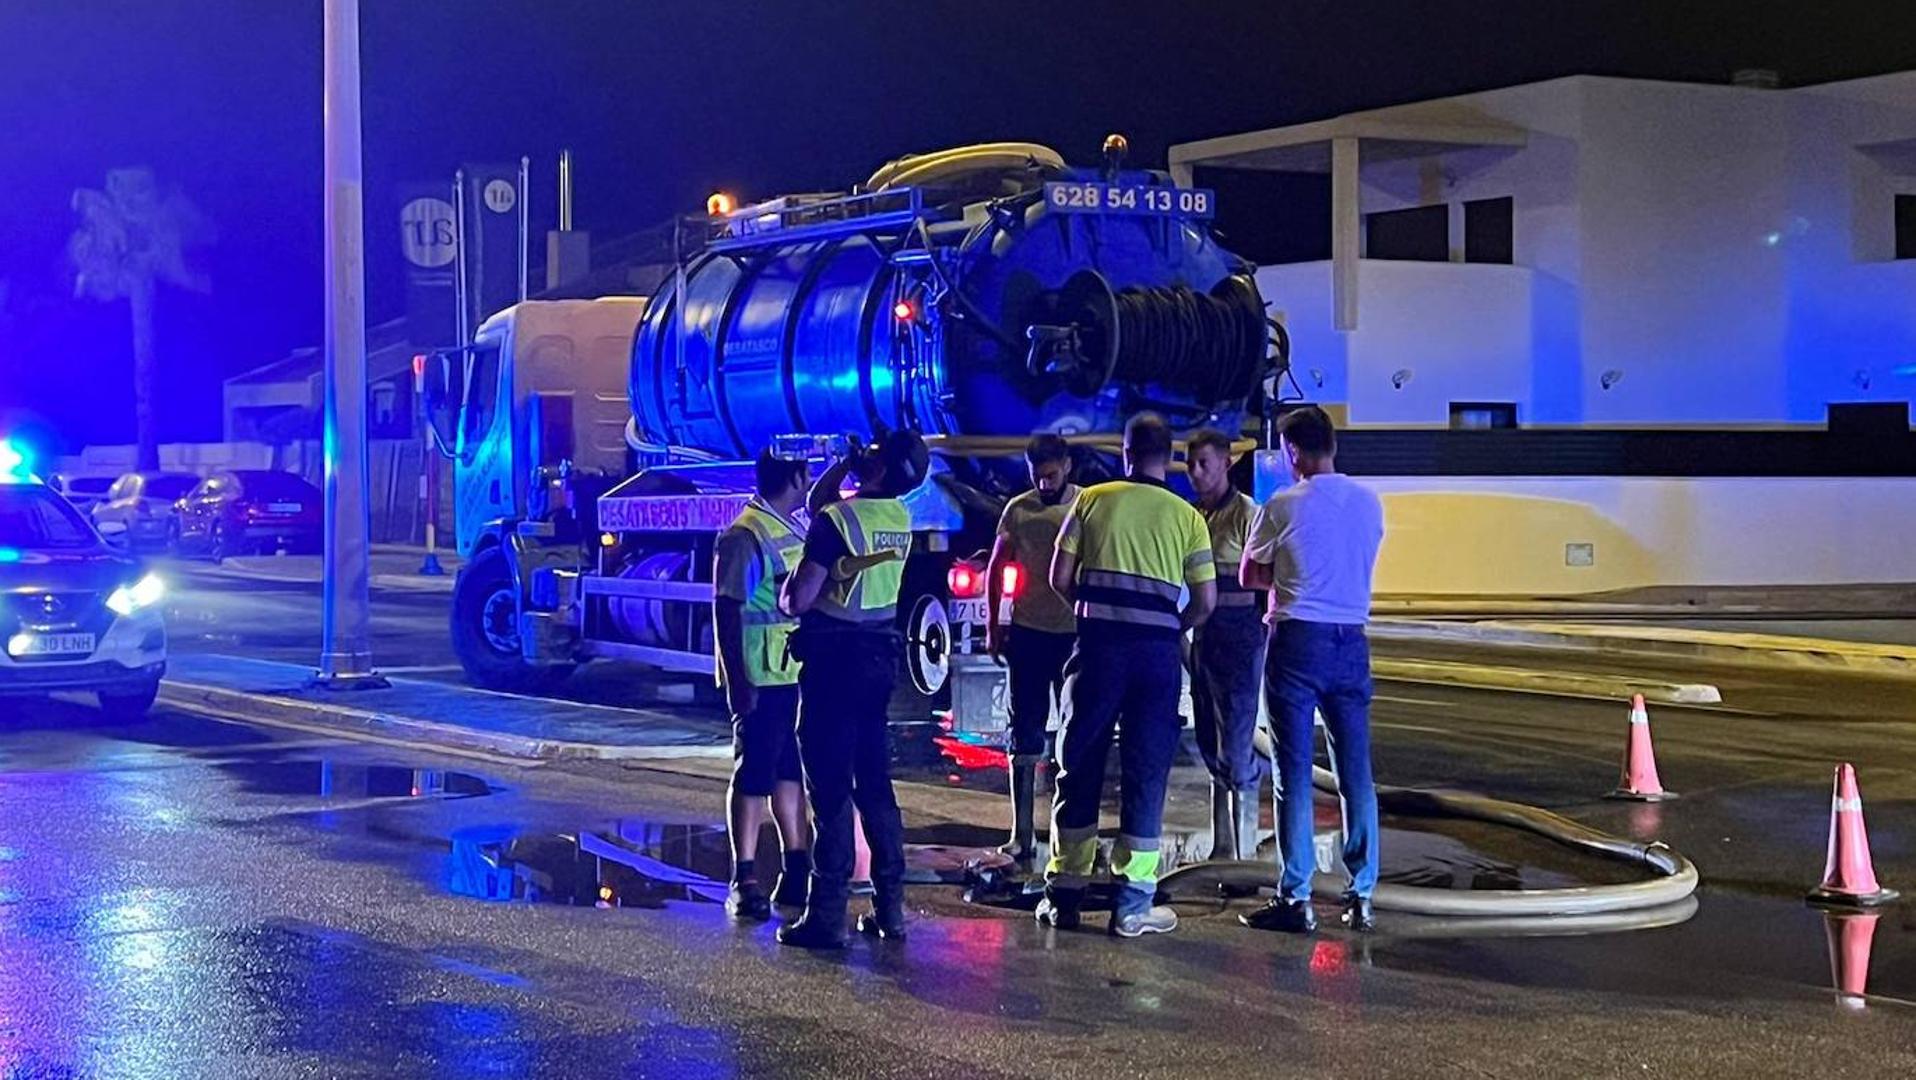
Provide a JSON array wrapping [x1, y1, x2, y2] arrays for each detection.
[[1159, 765, 1701, 918]]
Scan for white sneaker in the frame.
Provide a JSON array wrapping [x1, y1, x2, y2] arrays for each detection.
[[1112, 905, 1179, 938]]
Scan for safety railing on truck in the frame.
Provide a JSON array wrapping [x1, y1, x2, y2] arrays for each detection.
[[704, 188, 936, 254]]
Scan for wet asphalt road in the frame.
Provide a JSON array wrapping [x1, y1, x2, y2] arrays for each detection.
[[1, 565, 1912, 1076]]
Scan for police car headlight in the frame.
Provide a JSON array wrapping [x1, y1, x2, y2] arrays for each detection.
[[107, 573, 166, 617]]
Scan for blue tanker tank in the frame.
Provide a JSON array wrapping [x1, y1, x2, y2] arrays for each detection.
[[628, 141, 1273, 459]]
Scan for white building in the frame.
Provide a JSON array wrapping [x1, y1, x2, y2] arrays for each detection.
[[1172, 72, 1916, 429]]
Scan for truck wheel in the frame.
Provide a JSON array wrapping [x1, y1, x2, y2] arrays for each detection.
[[98, 680, 160, 722], [451, 546, 574, 693]]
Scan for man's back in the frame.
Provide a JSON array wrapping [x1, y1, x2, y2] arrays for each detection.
[[1250, 474, 1383, 626]]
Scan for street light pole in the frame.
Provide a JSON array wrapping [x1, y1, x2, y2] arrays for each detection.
[[317, 0, 384, 688]]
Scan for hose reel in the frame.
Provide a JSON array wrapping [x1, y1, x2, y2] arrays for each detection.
[[1025, 269, 1269, 404]]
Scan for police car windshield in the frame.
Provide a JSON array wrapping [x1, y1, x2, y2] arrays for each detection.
[[0, 485, 97, 549]]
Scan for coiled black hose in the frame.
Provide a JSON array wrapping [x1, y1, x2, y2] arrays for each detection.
[[1109, 283, 1266, 403]]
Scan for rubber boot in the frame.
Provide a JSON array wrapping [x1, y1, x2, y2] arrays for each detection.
[[1209, 781, 1239, 861], [776, 877, 848, 951], [1233, 788, 1261, 859], [999, 756, 1039, 868]]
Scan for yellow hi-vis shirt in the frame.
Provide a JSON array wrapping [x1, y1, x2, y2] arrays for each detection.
[[1199, 489, 1259, 609], [1056, 476, 1213, 635], [713, 497, 805, 688]]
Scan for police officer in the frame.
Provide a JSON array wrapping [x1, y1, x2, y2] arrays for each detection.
[[1185, 428, 1266, 862], [712, 450, 813, 921], [1041, 413, 1216, 938], [984, 433, 1079, 871], [776, 429, 930, 949]]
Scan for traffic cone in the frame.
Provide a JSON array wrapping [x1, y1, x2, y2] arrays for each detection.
[[1807, 763, 1899, 907], [1606, 694, 1676, 802], [1822, 910, 1881, 1009]]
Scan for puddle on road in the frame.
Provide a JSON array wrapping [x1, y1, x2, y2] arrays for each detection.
[[446, 822, 732, 908], [219, 760, 495, 800]]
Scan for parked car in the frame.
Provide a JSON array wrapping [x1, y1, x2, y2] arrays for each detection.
[[175, 470, 323, 560], [50, 474, 116, 511], [90, 471, 201, 551], [0, 449, 168, 720]]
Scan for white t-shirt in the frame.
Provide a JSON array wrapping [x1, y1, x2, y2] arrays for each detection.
[[1244, 473, 1384, 626]]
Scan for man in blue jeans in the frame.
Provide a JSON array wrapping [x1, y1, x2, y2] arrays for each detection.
[[1238, 406, 1385, 934]]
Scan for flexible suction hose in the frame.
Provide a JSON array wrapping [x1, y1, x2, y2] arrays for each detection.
[[1158, 765, 1700, 917]]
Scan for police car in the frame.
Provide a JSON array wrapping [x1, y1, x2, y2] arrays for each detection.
[[0, 440, 167, 719]]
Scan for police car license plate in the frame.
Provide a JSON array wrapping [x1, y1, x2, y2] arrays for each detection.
[[9, 632, 96, 658], [947, 598, 990, 626]]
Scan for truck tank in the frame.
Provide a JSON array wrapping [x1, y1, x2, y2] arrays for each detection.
[[628, 142, 1272, 459]]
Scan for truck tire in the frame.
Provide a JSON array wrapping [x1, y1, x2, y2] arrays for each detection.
[[451, 546, 574, 693]]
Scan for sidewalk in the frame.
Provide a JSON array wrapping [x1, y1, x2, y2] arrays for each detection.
[[1373, 619, 1916, 681], [160, 653, 724, 761], [207, 546, 461, 594]]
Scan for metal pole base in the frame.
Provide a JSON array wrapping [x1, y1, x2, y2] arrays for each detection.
[[419, 553, 445, 577], [310, 664, 391, 692]]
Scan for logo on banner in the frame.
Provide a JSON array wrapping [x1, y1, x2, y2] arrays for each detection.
[[400, 197, 457, 268], [482, 179, 517, 214]]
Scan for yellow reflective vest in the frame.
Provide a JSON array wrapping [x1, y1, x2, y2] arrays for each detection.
[[724, 500, 805, 687], [812, 497, 912, 625]]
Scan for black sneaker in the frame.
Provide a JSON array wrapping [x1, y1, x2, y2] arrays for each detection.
[[856, 909, 908, 941], [1342, 895, 1376, 933], [1239, 899, 1317, 934], [775, 912, 847, 950], [725, 884, 771, 922]]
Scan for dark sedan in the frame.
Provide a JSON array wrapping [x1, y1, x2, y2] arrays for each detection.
[[174, 470, 323, 560]]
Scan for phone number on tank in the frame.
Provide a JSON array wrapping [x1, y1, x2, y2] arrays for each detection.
[[1044, 182, 1216, 219]]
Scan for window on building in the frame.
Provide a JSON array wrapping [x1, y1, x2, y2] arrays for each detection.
[[1450, 402, 1519, 430], [1465, 196, 1515, 264], [1364, 204, 1448, 262], [1896, 194, 1916, 260]]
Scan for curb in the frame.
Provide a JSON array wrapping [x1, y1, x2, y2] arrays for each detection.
[[1372, 620, 1916, 681], [157, 679, 730, 764], [1371, 657, 1721, 705]]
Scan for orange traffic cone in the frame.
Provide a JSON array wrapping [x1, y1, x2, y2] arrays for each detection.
[[1606, 694, 1676, 802], [1823, 909, 1882, 1009], [1807, 763, 1899, 907]]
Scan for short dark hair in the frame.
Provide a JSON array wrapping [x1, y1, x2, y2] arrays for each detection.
[[1123, 412, 1174, 465], [1024, 433, 1070, 467], [754, 450, 807, 496], [1186, 427, 1233, 460], [1274, 405, 1337, 457]]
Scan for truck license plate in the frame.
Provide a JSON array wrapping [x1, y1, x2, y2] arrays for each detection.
[[8, 632, 96, 658], [267, 502, 304, 513], [947, 598, 990, 626]]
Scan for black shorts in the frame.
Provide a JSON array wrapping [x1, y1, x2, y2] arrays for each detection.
[[732, 683, 803, 796]]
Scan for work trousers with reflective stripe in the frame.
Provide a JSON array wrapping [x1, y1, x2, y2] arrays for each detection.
[[1192, 603, 1268, 792], [1047, 626, 1183, 918], [796, 631, 906, 916]]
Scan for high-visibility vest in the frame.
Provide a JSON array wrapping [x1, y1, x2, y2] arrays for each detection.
[[1200, 490, 1259, 609], [812, 497, 912, 625], [729, 500, 805, 687], [1061, 478, 1213, 633]]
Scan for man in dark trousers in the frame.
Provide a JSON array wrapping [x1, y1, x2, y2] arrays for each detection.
[[711, 450, 813, 921], [1239, 406, 1385, 934], [984, 433, 1079, 870], [776, 430, 930, 949], [1185, 428, 1266, 862], [1041, 413, 1215, 938]]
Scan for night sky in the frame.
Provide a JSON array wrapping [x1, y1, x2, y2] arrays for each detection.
[[4, 0, 1915, 452]]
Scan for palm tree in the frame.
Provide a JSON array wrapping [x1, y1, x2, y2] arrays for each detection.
[[69, 168, 211, 470]]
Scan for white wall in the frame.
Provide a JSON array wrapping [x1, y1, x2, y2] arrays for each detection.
[[1359, 475, 1916, 594]]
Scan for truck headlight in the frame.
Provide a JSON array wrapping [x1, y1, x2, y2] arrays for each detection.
[[107, 573, 166, 616]]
